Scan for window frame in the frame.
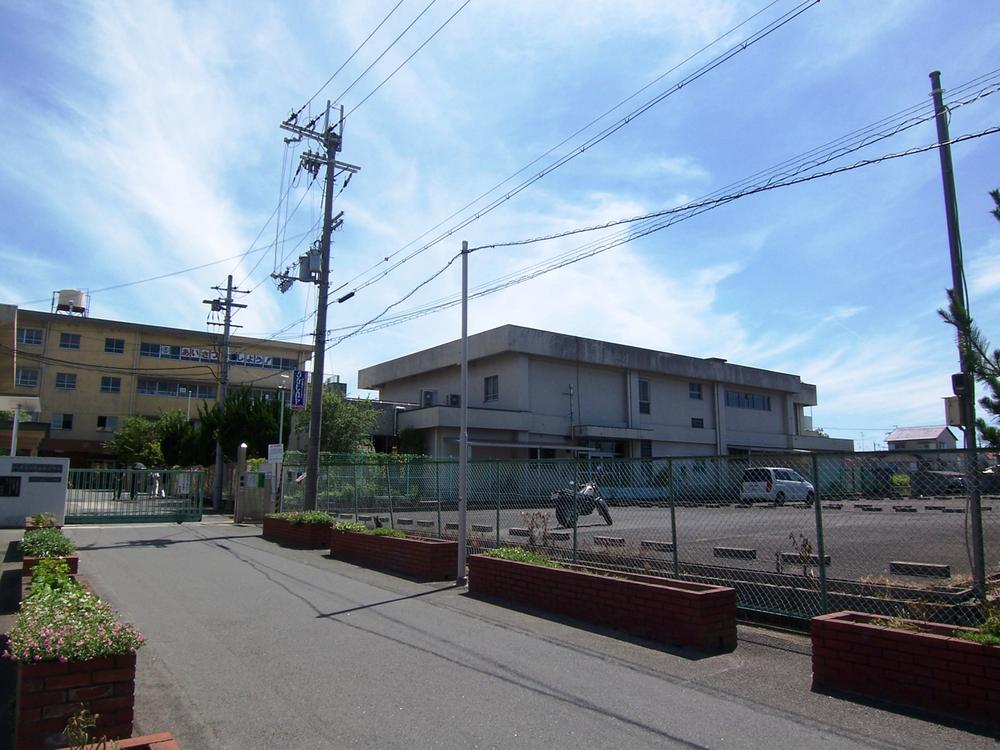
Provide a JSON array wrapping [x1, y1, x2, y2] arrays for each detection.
[[100, 376, 122, 394], [16, 328, 43, 345], [104, 337, 125, 354], [59, 333, 81, 350], [483, 375, 499, 403], [638, 378, 650, 414], [15, 368, 39, 388], [52, 413, 73, 430], [55, 372, 77, 390], [691, 417, 705, 429], [96, 415, 118, 432], [689, 382, 702, 400]]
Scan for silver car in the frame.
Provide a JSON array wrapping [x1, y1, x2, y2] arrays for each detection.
[[740, 467, 815, 506]]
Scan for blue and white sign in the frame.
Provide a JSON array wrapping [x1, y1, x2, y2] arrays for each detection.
[[290, 370, 308, 411]]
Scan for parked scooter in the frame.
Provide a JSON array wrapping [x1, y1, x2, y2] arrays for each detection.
[[551, 475, 613, 528]]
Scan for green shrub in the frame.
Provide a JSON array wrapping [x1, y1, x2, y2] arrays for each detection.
[[955, 608, 1000, 646], [368, 527, 406, 538], [4, 586, 145, 663], [334, 521, 369, 533], [27, 558, 75, 598], [21, 528, 76, 558], [265, 511, 333, 526], [483, 546, 561, 567], [28, 512, 57, 528]]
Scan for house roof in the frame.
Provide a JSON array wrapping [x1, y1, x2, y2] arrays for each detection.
[[886, 426, 954, 443]]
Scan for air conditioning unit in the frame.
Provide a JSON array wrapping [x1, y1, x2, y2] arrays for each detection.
[[421, 389, 437, 407], [448, 394, 461, 407]]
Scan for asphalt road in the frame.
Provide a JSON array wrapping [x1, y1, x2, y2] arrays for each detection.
[[61, 520, 997, 750]]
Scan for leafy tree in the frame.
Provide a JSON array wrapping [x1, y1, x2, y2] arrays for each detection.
[[156, 410, 198, 467], [939, 188, 1000, 448], [396, 426, 425, 455], [104, 416, 164, 466], [296, 390, 378, 453], [194, 388, 287, 462]]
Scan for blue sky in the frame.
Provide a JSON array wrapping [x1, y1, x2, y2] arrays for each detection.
[[2, 0, 999, 450]]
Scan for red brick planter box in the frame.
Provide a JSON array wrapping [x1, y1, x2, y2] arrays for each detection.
[[468, 555, 737, 653], [262, 516, 331, 548], [23, 555, 79, 576], [15, 652, 136, 750], [58, 733, 180, 750], [330, 531, 457, 580], [811, 611, 1000, 726]]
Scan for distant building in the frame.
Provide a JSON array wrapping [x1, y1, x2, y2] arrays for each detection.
[[3, 302, 312, 466], [358, 324, 853, 459], [886, 426, 957, 452]]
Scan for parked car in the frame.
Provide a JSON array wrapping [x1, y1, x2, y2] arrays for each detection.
[[740, 467, 814, 506]]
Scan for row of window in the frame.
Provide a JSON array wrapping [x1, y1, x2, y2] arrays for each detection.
[[725, 390, 772, 411], [16, 368, 216, 399], [139, 342, 297, 371], [50, 413, 118, 432]]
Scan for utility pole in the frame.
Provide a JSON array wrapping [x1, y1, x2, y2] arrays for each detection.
[[457, 240, 469, 584], [204, 274, 247, 512], [930, 70, 987, 603], [279, 102, 360, 510]]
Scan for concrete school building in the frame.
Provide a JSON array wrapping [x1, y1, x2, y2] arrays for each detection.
[[1, 300, 312, 466], [359, 324, 853, 459]]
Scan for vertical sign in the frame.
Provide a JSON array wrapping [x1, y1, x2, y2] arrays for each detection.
[[290, 370, 308, 411]]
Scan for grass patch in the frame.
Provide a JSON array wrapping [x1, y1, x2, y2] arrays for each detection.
[[483, 546, 561, 567], [265, 511, 333, 526]]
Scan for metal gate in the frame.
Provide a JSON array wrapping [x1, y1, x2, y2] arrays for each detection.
[[66, 469, 204, 524]]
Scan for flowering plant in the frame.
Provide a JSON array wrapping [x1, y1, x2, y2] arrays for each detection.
[[21, 527, 76, 558], [5, 585, 145, 663]]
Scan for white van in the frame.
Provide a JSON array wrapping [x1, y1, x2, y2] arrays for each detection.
[[740, 467, 814, 505]]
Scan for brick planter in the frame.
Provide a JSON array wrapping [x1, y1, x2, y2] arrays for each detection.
[[330, 531, 457, 580], [15, 653, 136, 750], [468, 555, 737, 653], [23, 555, 79, 576], [58, 733, 180, 750], [811, 611, 1000, 725], [262, 516, 331, 548]]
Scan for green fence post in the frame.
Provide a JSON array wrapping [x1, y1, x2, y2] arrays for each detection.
[[572, 460, 579, 564], [436, 461, 442, 537], [386, 461, 395, 528], [812, 453, 829, 614], [669, 458, 679, 578], [495, 461, 501, 548]]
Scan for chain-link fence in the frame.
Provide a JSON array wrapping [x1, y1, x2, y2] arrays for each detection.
[[281, 449, 999, 625]]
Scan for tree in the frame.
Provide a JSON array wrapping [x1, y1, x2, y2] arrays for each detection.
[[939, 188, 1000, 448], [104, 416, 164, 466], [156, 410, 198, 467], [296, 390, 378, 454], [194, 388, 286, 462]]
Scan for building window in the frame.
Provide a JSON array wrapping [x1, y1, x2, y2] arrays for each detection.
[[105, 337, 125, 354], [484, 375, 499, 402], [638, 378, 650, 414], [640, 440, 652, 458], [725, 390, 771, 411], [15, 368, 38, 387], [52, 413, 73, 430], [101, 376, 122, 394], [689, 382, 702, 400], [691, 417, 705, 428], [17, 328, 43, 345], [59, 333, 81, 350], [55, 373, 77, 390], [137, 379, 215, 400], [97, 415, 118, 432]]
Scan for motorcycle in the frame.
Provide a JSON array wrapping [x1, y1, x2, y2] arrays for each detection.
[[551, 476, 613, 528]]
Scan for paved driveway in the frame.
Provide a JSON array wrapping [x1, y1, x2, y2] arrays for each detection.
[[60, 520, 997, 750]]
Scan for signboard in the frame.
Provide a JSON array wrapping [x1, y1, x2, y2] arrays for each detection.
[[267, 443, 284, 464], [291, 370, 308, 412], [180, 346, 219, 362]]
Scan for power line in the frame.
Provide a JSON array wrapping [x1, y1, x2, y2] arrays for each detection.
[[335, 0, 821, 300], [322, 124, 1000, 346], [345, 0, 473, 118], [290, 0, 407, 121], [330, 0, 787, 298]]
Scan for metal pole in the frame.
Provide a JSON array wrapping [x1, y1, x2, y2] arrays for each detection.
[[9, 402, 19, 457], [457, 240, 469, 583], [495, 461, 501, 548], [572, 459, 579, 564], [304, 102, 338, 511], [811, 454, 829, 613], [278, 388, 285, 446], [930, 70, 986, 603], [212, 274, 235, 513]]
